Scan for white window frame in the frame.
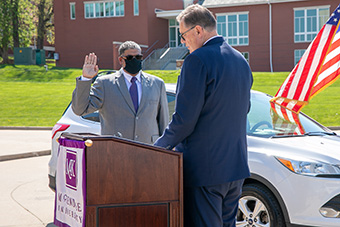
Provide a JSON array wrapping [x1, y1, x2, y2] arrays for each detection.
[[169, 19, 180, 47], [216, 12, 249, 46], [85, 3, 94, 18], [183, 0, 194, 9], [84, 1, 124, 19], [134, 0, 139, 16], [115, 1, 124, 17], [294, 49, 306, 65], [105, 2, 115, 17], [70, 3, 76, 20], [95, 2, 104, 17], [294, 5, 330, 43]]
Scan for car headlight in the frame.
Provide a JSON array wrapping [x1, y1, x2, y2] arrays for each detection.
[[276, 157, 340, 176]]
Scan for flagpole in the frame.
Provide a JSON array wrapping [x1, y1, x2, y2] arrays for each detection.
[[268, 0, 273, 72]]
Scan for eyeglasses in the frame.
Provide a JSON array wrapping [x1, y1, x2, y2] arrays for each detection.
[[121, 54, 143, 61], [179, 25, 196, 41]]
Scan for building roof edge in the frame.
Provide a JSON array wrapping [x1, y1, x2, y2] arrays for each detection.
[[203, 0, 308, 8], [155, 9, 183, 19]]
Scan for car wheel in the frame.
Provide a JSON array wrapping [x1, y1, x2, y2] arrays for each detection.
[[236, 183, 285, 227]]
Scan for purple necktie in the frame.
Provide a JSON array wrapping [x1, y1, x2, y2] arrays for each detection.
[[129, 77, 138, 112]]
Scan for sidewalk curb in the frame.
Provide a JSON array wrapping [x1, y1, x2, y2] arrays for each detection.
[[1, 126, 339, 130], [0, 127, 52, 161], [0, 126, 52, 130], [0, 150, 51, 162]]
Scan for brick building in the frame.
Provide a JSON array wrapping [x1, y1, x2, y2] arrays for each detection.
[[54, 0, 339, 71], [54, 0, 185, 69]]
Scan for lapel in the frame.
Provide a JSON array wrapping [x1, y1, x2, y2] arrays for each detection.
[[138, 73, 151, 114], [116, 71, 136, 113]]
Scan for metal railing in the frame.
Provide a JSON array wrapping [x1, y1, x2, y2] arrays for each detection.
[[143, 40, 159, 59], [143, 45, 188, 70]]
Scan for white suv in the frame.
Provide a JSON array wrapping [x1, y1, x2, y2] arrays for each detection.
[[48, 73, 340, 226]]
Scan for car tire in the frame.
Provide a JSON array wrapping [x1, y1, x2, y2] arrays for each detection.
[[237, 183, 285, 227]]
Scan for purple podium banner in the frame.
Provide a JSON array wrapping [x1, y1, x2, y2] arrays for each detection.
[[54, 138, 86, 227]]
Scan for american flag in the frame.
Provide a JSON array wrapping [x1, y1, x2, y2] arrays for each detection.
[[270, 102, 305, 136], [271, 4, 340, 113]]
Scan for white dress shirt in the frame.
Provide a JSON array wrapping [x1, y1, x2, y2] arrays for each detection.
[[120, 68, 142, 105]]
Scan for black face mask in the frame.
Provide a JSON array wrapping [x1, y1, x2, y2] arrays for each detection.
[[124, 58, 142, 74]]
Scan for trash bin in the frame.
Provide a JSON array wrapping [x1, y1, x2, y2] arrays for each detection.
[[14, 47, 36, 65], [35, 49, 46, 65]]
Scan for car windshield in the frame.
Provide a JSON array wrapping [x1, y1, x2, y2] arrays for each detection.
[[78, 88, 329, 139], [247, 91, 327, 138]]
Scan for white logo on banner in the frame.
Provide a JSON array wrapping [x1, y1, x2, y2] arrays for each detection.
[[66, 159, 76, 179]]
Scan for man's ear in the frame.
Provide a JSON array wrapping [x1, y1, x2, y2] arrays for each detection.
[[196, 25, 203, 35], [119, 56, 125, 67]]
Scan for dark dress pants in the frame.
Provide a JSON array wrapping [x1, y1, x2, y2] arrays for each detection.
[[184, 179, 244, 227]]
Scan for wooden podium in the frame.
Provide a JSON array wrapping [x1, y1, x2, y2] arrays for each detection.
[[61, 133, 183, 227]]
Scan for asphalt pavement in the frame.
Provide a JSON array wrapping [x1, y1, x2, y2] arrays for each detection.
[[0, 126, 340, 227], [0, 127, 56, 227]]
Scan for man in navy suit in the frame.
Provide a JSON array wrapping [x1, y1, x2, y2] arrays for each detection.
[[154, 4, 253, 227]]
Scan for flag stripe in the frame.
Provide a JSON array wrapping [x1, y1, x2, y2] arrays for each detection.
[[275, 64, 298, 97], [317, 60, 340, 83], [312, 69, 340, 95], [326, 32, 340, 54], [319, 51, 340, 75]]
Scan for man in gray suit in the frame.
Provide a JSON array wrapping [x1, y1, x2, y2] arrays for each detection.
[[72, 41, 169, 144]]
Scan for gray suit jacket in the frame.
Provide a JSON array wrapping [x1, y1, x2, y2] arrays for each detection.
[[72, 71, 169, 144]]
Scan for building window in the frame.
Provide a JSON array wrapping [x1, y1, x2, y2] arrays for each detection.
[[116, 1, 124, 16], [85, 3, 94, 18], [105, 2, 114, 17], [134, 0, 139, 16], [294, 49, 306, 65], [84, 1, 124, 18], [183, 0, 194, 8], [242, 52, 249, 62], [70, 3, 76, 20], [95, 2, 104, 17], [294, 6, 329, 42], [169, 19, 181, 47], [217, 12, 249, 46]]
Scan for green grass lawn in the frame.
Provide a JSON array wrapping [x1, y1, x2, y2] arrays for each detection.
[[0, 64, 339, 127]]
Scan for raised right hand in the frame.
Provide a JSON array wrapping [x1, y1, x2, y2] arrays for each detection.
[[82, 53, 99, 79]]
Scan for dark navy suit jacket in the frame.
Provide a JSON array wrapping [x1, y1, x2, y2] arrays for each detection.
[[155, 37, 253, 187]]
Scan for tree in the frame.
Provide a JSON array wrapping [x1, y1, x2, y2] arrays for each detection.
[[0, 0, 54, 64], [16, 0, 35, 48], [0, 0, 12, 64], [10, 0, 19, 48], [0, 0, 35, 64], [36, 0, 54, 50]]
